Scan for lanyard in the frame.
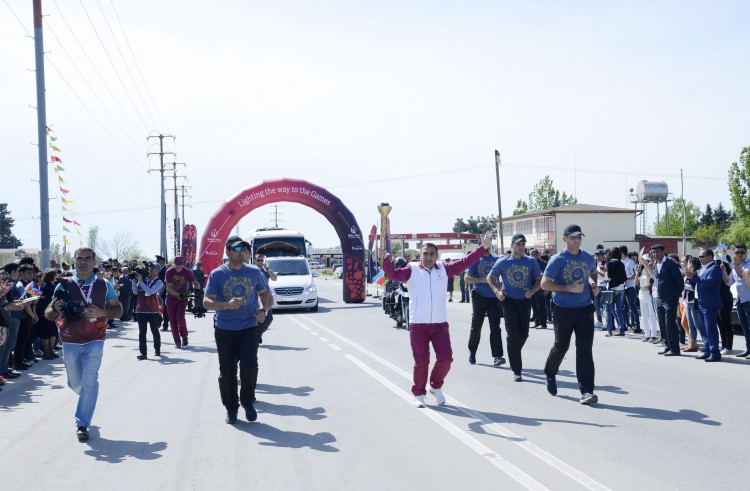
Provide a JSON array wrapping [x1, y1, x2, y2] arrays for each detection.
[[75, 279, 95, 306]]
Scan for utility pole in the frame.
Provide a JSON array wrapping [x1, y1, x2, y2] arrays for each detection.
[[494, 149, 505, 253], [147, 134, 174, 260], [166, 162, 186, 256], [178, 184, 192, 230], [33, 0, 50, 268]]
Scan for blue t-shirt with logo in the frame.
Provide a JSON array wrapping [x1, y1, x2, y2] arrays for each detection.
[[490, 255, 542, 300], [466, 254, 499, 298], [544, 249, 597, 308], [206, 264, 267, 330]]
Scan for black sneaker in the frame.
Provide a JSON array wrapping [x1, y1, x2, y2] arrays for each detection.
[[3, 371, 21, 379], [468, 353, 476, 365], [225, 411, 238, 424], [493, 356, 506, 366], [580, 393, 598, 405], [137, 354, 147, 361], [76, 426, 89, 441], [513, 373, 523, 382], [546, 376, 557, 396], [182, 336, 188, 347], [243, 403, 257, 422]]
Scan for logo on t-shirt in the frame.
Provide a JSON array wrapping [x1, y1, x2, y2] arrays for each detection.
[[506, 263, 530, 289], [562, 260, 590, 285], [222, 275, 254, 305]]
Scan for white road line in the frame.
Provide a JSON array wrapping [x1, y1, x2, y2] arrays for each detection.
[[329, 344, 342, 351], [310, 332, 320, 336], [344, 353, 548, 491], [298, 315, 611, 491], [319, 337, 330, 342], [301, 325, 311, 331]]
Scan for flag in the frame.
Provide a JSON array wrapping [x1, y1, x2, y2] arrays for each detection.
[[50, 145, 61, 152], [63, 217, 72, 223], [373, 269, 386, 285], [73, 220, 81, 226], [25, 284, 42, 297], [720, 242, 728, 254], [63, 226, 71, 232], [58, 176, 66, 184], [60, 187, 69, 194], [46, 126, 53, 133], [51, 156, 61, 162], [63, 236, 70, 245], [50, 136, 57, 141], [55, 165, 65, 172], [76, 229, 81, 236]]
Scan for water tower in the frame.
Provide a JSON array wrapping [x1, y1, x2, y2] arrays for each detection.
[[630, 180, 671, 235]]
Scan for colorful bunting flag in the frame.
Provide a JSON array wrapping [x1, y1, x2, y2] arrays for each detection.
[[55, 165, 64, 171], [58, 176, 66, 184], [63, 236, 70, 245], [60, 188, 69, 194], [73, 220, 81, 226], [50, 145, 61, 152], [50, 136, 57, 141], [63, 226, 71, 232], [51, 156, 61, 163], [63, 217, 72, 223]]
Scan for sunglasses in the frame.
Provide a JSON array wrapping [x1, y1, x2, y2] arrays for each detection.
[[736, 250, 747, 255], [698, 255, 705, 258], [230, 246, 248, 252]]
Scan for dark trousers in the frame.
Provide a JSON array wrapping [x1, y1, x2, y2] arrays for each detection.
[[460, 276, 468, 302], [698, 305, 721, 357], [14, 316, 33, 366], [737, 301, 750, 352], [119, 292, 133, 320], [717, 298, 734, 350], [655, 297, 680, 353], [467, 291, 503, 357], [136, 313, 162, 356], [544, 304, 596, 394], [624, 287, 640, 329], [544, 294, 553, 322], [502, 297, 532, 374], [215, 327, 259, 411], [531, 291, 547, 327], [161, 295, 169, 328]]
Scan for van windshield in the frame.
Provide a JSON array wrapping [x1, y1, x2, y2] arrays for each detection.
[[266, 259, 310, 276]]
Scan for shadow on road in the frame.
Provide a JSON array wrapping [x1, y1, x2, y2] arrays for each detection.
[[83, 427, 167, 463], [255, 400, 326, 420], [236, 422, 338, 452], [256, 384, 314, 398], [557, 397, 721, 425], [0, 363, 67, 411], [259, 344, 309, 351], [524, 369, 629, 395]]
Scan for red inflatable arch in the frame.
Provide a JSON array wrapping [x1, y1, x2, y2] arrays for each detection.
[[198, 179, 366, 303]]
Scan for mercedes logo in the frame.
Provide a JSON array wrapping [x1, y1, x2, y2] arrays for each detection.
[[286, 289, 292, 295]]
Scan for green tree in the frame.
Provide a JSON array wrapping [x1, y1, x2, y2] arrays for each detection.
[[652, 198, 702, 236], [513, 175, 577, 215], [729, 146, 750, 222], [713, 202, 731, 228], [0, 203, 23, 248], [452, 215, 496, 234], [699, 204, 714, 226], [692, 223, 722, 248], [721, 220, 750, 249]]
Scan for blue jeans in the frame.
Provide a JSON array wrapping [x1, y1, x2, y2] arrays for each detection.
[[594, 293, 603, 324], [62, 340, 104, 428], [685, 300, 702, 343], [737, 301, 750, 352], [606, 289, 626, 335], [0, 318, 21, 372], [624, 287, 640, 329]]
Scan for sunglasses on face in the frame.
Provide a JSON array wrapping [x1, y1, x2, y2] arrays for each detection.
[[736, 250, 747, 256], [230, 246, 248, 252], [699, 255, 705, 258]]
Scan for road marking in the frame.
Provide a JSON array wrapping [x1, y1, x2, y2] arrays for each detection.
[[329, 344, 342, 351], [344, 353, 548, 491], [301, 325, 311, 331], [296, 315, 611, 491], [310, 332, 320, 336], [319, 337, 330, 342]]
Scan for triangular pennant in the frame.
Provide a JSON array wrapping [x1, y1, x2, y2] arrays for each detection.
[[63, 236, 70, 245], [50, 145, 61, 152], [46, 126, 53, 133], [69, 210, 77, 215], [60, 188, 69, 194], [73, 220, 81, 226], [76, 230, 82, 236], [63, 226, 71, 232], [50, 136, 57, 141], [61, 205, 68, 212], [58, 176, 66, 184], [63, 217, 72, 223], [56, 165, 65, 171], [51, 156, 61, 163]]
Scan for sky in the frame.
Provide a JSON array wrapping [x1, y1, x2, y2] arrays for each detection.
[[1, 0, 747, 259]]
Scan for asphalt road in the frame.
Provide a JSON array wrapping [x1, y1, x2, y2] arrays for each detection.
[[2, 277, 748, 490]]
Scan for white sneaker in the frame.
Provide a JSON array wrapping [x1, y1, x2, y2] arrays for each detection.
[[429, 387, 446, 405], [413, 395, 426, 408], [721, 348, 731, 355], [595, 321, 603, 328], [580, 393, 598, 405]]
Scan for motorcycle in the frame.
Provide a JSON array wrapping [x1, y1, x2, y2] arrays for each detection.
[[388, 282, 410, 328]]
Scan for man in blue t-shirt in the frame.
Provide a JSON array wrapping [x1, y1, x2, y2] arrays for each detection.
[[204, 235, 272, 425], [487, 234, 542, 381], [541, 224, 600, 405], [465, 246, 504, 366]]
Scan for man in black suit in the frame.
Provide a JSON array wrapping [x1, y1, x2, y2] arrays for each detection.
[[650, 244, 684, 356], [156, 255, 169, 331]]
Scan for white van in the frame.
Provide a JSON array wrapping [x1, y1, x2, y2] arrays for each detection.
[[265, 257, 319, 312]]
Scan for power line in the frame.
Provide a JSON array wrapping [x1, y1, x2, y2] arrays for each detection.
[[96, 0, 159, 130], [2, 0, 32, 37], [109, 0, 170, 132], [51, 0, 144, 136], [45, 54, 147, 170], [43, 17, 144, 150], [79, 0, 150, 133]]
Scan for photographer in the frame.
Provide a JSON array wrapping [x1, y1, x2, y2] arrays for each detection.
[[164, 256, 200, 349], [44, 247, 122, 442], [118, 267, 134, 321], [132, 263, 164, 360], [253, 254, 276, 343]]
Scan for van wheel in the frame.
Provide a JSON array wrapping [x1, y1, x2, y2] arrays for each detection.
[[309, 302, 318, 312]]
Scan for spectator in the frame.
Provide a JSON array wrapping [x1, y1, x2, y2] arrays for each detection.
[[686, 248, 722, 362], [731, 244, 750, 357], [604, 248, 627, 337], [716, 255, 734, 354]]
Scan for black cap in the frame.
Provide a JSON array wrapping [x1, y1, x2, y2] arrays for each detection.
[[511, 233, 526, 244], [155, 255, 165, 262], [563, 224, 584, 237], [225, 235, 250, 249]]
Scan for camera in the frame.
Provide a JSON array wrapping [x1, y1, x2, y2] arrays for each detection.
[[53, 287, 83, 323], [129, 266, 149, 280]]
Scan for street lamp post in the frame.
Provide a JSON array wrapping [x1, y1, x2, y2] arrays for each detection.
[[495, 150, 504, 252]]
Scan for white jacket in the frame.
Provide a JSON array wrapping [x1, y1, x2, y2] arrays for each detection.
[[406, 262, 450, 325]]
